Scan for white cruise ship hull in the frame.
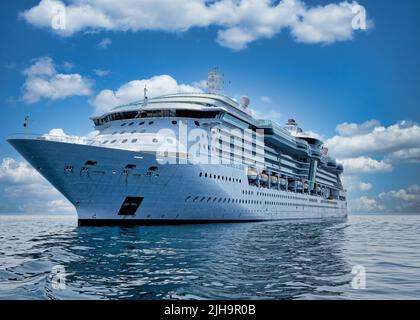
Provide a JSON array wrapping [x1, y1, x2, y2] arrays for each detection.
[[8, 137, 347, 225]]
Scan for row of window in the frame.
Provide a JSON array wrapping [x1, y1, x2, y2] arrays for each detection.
[[199, 172, 242, 183], [242, 189, 310, 201], [119, 120, 201, 127], [102, 138, 141, 145], [184, 196, 338, 209]]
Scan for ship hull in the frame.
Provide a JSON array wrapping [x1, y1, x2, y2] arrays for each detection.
[[8, 138, 347, 225]]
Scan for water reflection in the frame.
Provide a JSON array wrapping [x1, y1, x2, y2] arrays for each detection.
[[0, 216, 354, 300]]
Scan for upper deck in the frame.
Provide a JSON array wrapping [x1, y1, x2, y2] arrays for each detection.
[[90, 92, 343, 173]]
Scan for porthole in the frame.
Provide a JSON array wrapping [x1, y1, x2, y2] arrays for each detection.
[[148, 121, 154, 125], [194, 121, 200, 126], [139, 121, 145, 126], [102, 140, 109, 144], [120, 131, 126, 134], [152, 138, 158, 143], [172, 120, 178, 125], [110, 140, 117, 144], [112, 131, 118, 135], [120, 123, 126, 127], [122, 139, 128, 143], [131, 139, 138, 143], [128, 122, 134, 126]]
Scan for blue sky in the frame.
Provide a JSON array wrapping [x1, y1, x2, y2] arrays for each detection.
[[0, 0, 419, 214]]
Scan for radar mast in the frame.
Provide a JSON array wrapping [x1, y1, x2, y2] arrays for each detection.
[[207, 67, 224, 94]]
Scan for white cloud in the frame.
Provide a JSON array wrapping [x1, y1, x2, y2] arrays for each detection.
[[91, 74, 203, 115], [97, 37, 112, 49], [326, 120, 420, 159], [94, 69, 110, 77], [336, 119, 381, 137], [339, 156, 392, 174], [191, 80, 208, 91], [22, 57, 93, 103], [379, 185, 420, 202], [385, 148, 420, 164], [0, 157, 75, 214], [260, 96, 272, 104], [341, 175, 372, 192], [0, 157, 44, 185], [20, 0, 371, 50], [358, 182, 372, 191], [291, 2, 370, 44], [62, 61, 75, 70], [349, 196, 384, 213], [378, 185, 420, 211]]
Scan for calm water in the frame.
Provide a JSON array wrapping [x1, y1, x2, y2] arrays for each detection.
[[0, 214, 419, 300]]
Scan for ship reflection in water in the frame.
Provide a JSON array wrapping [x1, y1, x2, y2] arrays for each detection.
[[0, 215, 419, 300]]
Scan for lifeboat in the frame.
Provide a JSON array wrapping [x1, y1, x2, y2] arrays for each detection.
[[247, 168, 258, 180]]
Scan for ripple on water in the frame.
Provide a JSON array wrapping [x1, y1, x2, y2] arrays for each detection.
[[0, 215, 420, 299]]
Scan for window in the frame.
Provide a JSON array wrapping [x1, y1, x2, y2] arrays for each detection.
[[111, 140, 117, 144], [102, 140, 109, 144], [122, 139, 128, 143], [139, 121, 145, 125], [112, 131, 118, 135], [148, 121, 154, 125], [120, 123, 127, 127], [131, 130, 137, 134], [172, 120, 178, 125], [128, 122, 134, 126], [132, 139, 138, 143], [152, 138, 158, 143], [194, 121, 200, 126]]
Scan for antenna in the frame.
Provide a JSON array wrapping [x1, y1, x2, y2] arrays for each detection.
[[143, 85, 148, 106], [207, 67, 224, 94]]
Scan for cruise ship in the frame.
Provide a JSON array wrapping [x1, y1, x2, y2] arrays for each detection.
[[7, 73, 347, 225]]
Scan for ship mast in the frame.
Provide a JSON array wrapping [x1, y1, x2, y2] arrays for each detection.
[[207, 67, 224, 94]]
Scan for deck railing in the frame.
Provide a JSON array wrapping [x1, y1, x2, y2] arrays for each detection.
[[7, 133, 101, 146]]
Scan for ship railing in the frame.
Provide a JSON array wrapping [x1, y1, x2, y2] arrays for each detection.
[[7, 133, 102, 146]]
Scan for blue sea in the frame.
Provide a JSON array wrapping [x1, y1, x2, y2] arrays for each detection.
[[0, 214, 419, 300]]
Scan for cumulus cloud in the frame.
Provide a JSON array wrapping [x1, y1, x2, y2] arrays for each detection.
[[326, 120, 420, 160], [341, 175, 372, 192], [0, 157, 75, 214], [91, 74, 203, 115], [22, 56, 93, 103], [378, 185, 420, 212], [385, 148, 420, 165], [336, 119, 381, 137], [349, 196, 384, 213], [339, 156, 392, 174], [20, 0, 371, 50]]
